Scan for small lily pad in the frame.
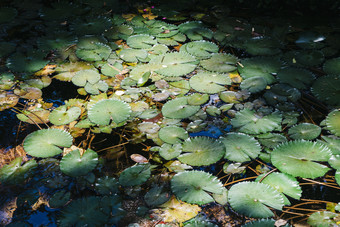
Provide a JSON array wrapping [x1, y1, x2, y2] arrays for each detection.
[[182, 41, 219, 59], [240, 76, 267, 93], [49, 105, 81, 126], [288, 123, 321, 140], [162, 97, 200, 119], [72, 69, 101, 87], [60, 149, 98, 177], [119, 164, 152, 187], [159, 143, 183, 160], [200, 53, 238, 73], [171, 170, 224, 205], [326, 109, 340, 136], [311, 75, 340, 107], [158, 126, 189, 144], [0, 157, 37, 184], [307, 211, 340, 227], [127, 34, 157, 49], [23, 129, 73, 158], [189, 71, 231, 94]]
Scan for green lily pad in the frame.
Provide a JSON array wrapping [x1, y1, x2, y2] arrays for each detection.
[[0, 157, 37, 184], [271, 140, 332, 178], [311, 75, 340, 107], [323, 57, 340, 75], [200, 53, 238, 73], [318, 136, 340, 155], [88, 99, 131, 125], [23, 129, 73, 158], [277, 67, 315, 89], [49, 105, 81, 125], [326, 109, 340, 136], [127, 34, 157, 49], [60, 149, 98, 177], [144, 184, 170, 207], [295, 50, 324, 67], [307, 211, 340, 227], [76, 42, 112, 62], [228, 182, 284, 218], [189, 71, 231, 94], [231, 109, 282, 134], [158, 126, 189, 144], [119, 48, 148, 63], [54, 62, 93, 82], [162, 97, 200, 119], [187, 93, 209, 105], [256, 172, 302, 205], [182, 41, 219, 59], [257, 133, 287, 149], [243, 37, 282, 56], [119, 164, 152, 187], [242, 219, 288, 227], [95, 176, 119, 195], [329, 155, 340, 170], [49, 190, 71, 208], [159, 143, 183, 160], [150, 52, 197, 77], [157, 33, 186, 46], [72, 69, 101, 87], [288, 123, 321, 140], [240, 76, 267, 93], [220, 132, 261, 162], [171, 170, 224, 205], [101, 62, 124, 77], [7, 52, 49, 73], [84, 80, 109, 95], [177, 136, 225, 166]]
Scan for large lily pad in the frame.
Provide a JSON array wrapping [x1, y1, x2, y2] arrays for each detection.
[[171, 170, 224, 205], [311, 75, 340, 107], [228, 182, 284, 218], [271, 140, 332, 178], [277, 67, 315, 89], [288, 123, 321, 140], [162, 97, 200, 119], [200, 53, 238, 73], [177, 136, 225, 166], [127, 34, 157, 49], [158, 126, 188, 144], [325, 109, 340, 137], [182, 41, 219, 59], [60, 149, 98, 177], [49, 105, 81, 125], [118, 48, 148, 63], [231, 109, 282, 134], [23, 129, 73, 158], [220, 132, 261, 162], [88, 99, 131, 125], [189, 71, 231, 94]]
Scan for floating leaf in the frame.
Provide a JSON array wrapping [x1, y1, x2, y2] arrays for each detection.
[[177, 136, 225, 166], [271, 141, 332, 178], [158, 126, 188, 144], [189, 71, 231, 94], [240, 76, 267, 93], [95, 176, 119, 195], [311, 75, 340, 107], [257, 133, 287, 149], [228, 182, 284, 218], [220, 132, 261, 162], [76, 42, 112, 62], [187, 93, 209, 105], [159, 143, 183, 160], [307, 211, 340, 227], [60, 149, 98, 177], [318, 136, 340, 155], [182, 41, 218, 59], [162, 97, 200, 119], [119, 48, 148, 63], [277, 67, 315, 89], [49, 105, 81, 126], [72, 69, 101, 87], [200, 53, 238, 73], [119, 164, 152, 187], [88, 99, 131, 125], [323, 57, 340, 75], [127, 34, 157, 49], [84, 80, 109, 95], [49, 190, 71, 208], [231, 109, 282, 134], [0, 157, 37, 184], [23, 129, 73, 158], [54, 62, 93, 82], [171, 170, 224, 205], [326, 109, 340, 137], [288, 123, 321, 140], [144, 184, 170, 207]]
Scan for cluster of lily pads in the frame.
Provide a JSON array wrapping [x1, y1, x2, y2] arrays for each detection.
[[1, 0, 340, 226]]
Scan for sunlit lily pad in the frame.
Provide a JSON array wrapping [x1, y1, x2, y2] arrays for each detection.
[[171, 170, 224, 205], [0, 157, 37, 184], [60, 149, 98, 177], [88, 99, 131, 125], [189, 71, 231, 94], [49, 105, 81, 125], [72, 69, 101, 87], [200, 53, 238, 73], [84, 80, 109, 95], [187, 93, 209, 105], [76, 42, 112, 62], [256, 172, 302, 205], [23, 129, 73, 158], [228, 182, 284, 218], [54, 62, 93, 82], [127, 34, 157, 49], [318, 136, 340, 155], [231, 109, 282, 134], [119, 164, 152, 187], [182, 41, 218, 59], [220, 132, 261, 162], [119, 48, 148, 63], [271, 140, 332, 178], [257, 133, 287, 149], [325, 109, 340, 137], [288, 123, 321, 140], [159, 143, 183, 160], [158, 126, 188, 144], [177, 136, 225, 166], [307, 211, 340, 227], [162, 97, 200, 119]]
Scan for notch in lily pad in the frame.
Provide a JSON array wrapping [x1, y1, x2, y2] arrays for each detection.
[[60, 149, 98, 177], [23, 129, 73, 158]]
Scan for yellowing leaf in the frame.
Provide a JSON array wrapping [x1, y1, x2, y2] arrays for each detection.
[[34, 64, 57, 76], [229, 71, 242, 83], [122, 13, 136, 21], [154, 196, 201, 223]]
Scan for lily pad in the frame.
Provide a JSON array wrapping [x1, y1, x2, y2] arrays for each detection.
[[88, 99, 131, 125], [159, 143, 183, 160], [119, 48, 148, 63], [187, 93, 209, 105], [127, 34, 157, 49], [60, 149, 98, 177], [231, 109, 282, 134], [220, 132, 261, 162], [144, 184, 170, 207], [311, 75, 340, 107], [182, 41, 219, 59], [171, 170, 224, 205], [72, 69, 101, 87], [277, 67, 315, 89], [119, 164, 152, 187], [0, 157, 37, 184], [189, 71, 231, 94], [76, 42, 112, 62], [162, 97, 200, 119], [228, 182, 284, 218], [49, 105, 81, 125], [200, 53, 238, 73], [271, 140, 332, 178], [240, 76, 267, 93], [288, 123, 321, 140], [95, 176, 119, 195], [177, 136, 225, 166], [307, 211, 340, 227], [23, 129, 73, 158], [323, 57, 340, 75], [54, 62, 93, 82], [158, 126, 189, 144], [325, 109, 340, 137]]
